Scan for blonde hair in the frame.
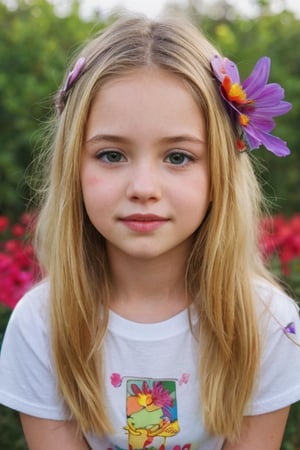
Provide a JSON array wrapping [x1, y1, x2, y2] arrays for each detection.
[[35, 15, 273, 440]]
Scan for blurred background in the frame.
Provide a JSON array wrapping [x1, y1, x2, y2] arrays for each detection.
[[0, 0, 299, 448]]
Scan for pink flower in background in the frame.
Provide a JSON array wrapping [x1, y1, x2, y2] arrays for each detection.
[[0, 212, 299, 310], [0, 213, 40, 309], [0, 216, 9, 233], [11, 224, 25, 237]]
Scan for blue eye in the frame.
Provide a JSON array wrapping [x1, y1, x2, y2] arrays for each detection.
[[166, 152, 193, 165], [97, 150, 125, 163]]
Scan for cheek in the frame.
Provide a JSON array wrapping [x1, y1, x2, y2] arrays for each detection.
[[179, 186, 210, 226], [80, 169, 123, 212], [81, 169, 105, 210], [80, 164, 104, 188], [179, 172, 210, 206]]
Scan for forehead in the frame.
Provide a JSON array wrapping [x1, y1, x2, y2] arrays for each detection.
[[85, 67, 206, 141]]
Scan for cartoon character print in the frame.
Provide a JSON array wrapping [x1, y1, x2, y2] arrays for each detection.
[[109, 373, 192, 450], [125, 379, 179, 449]]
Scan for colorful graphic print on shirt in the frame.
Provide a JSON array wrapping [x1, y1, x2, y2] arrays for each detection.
[[125, 378, 179, 448], [109, 374, 192, 450]]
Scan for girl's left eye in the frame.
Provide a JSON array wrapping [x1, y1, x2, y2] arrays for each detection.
[[96, 150, 126, 163], [165, 152, 193, 165]]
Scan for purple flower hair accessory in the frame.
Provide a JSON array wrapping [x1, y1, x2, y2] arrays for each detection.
[[55, 56, 86, 114], [211, 55, 292, 157]]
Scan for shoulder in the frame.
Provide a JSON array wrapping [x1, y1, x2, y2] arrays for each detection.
[[0, 280, 66, 419], [1, 280, 51, 365], [253, 278, 299, 333], [8, 280, 50, 331], [246, 278, 300, 414]]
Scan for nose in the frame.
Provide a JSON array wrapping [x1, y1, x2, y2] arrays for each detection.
[[126, 162, 162, 202]]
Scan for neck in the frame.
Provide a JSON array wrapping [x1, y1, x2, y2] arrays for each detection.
[[107, 247, 190, 323]]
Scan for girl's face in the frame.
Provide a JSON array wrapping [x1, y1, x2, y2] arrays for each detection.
[[81, 68, 210, 264]]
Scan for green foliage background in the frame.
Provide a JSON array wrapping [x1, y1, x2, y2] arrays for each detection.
[[1, 0, 299, 219], [0, 0, 299, 448], [0, 0, 111, 218]]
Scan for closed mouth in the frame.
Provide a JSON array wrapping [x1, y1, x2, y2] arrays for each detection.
[[121, 214, 167, 222], [119, 214, 169, 232]]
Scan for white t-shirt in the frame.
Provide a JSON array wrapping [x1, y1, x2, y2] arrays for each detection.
[[0, 280, 300, 450]]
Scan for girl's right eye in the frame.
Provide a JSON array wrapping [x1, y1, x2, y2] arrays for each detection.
[[96, 150, 126, 163]]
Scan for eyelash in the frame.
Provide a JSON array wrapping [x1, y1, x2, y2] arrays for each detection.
[[96, 150, 126, 163], [165, 151, 195, 166], [95, 150, 195, 166]]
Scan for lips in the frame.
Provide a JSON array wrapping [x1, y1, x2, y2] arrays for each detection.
[[119, 214, 168, 232], [122, 214, 166, 221]]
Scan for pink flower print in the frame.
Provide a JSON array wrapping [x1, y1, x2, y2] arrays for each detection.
[[110, 373, 122, 388], [179, 373, 190, 386]]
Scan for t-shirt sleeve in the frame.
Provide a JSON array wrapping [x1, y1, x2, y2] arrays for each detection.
[[246, 281, 300, 415], [0, 283, 66, 419]]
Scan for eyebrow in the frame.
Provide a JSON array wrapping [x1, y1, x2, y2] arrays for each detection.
[[86, 134, 131, 145], [85, 133, 206, 145]]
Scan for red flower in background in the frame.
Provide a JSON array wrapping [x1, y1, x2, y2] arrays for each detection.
[[260, 213, 300, 275], [0, 213, 41, 309], [0, 216, 9, 233], [0, 212, 299, 309]]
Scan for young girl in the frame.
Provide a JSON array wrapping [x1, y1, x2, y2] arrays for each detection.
[[0, 15, 300, 450]]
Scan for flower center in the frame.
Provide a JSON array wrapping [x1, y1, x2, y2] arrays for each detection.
[[239, 113, 250, 126], [222, 75, 252, 106], [229, 82, 247, 103]]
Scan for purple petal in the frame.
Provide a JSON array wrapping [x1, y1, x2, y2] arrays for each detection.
[[211, 55, 240, 83], [243, 129, 261, 150], [248, 115, 275, 132], [252, 83, 285, 104], [223, 58, 240, 83], [63, 56, 86, 92], [261, 135, 290, 157], [255, 103, 292, 119], [211, 55, 224, 82], [284, 322, 296, 335], [245, 125, 290, 156], [68, 57, 86, 85], [243, 57, 270, 97], [254, 102, 292, 118]]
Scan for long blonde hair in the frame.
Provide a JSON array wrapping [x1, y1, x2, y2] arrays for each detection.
[[35, 15, 272, 440]]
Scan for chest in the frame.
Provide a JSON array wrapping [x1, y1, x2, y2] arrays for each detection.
[[85, 327, 224, 450]]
